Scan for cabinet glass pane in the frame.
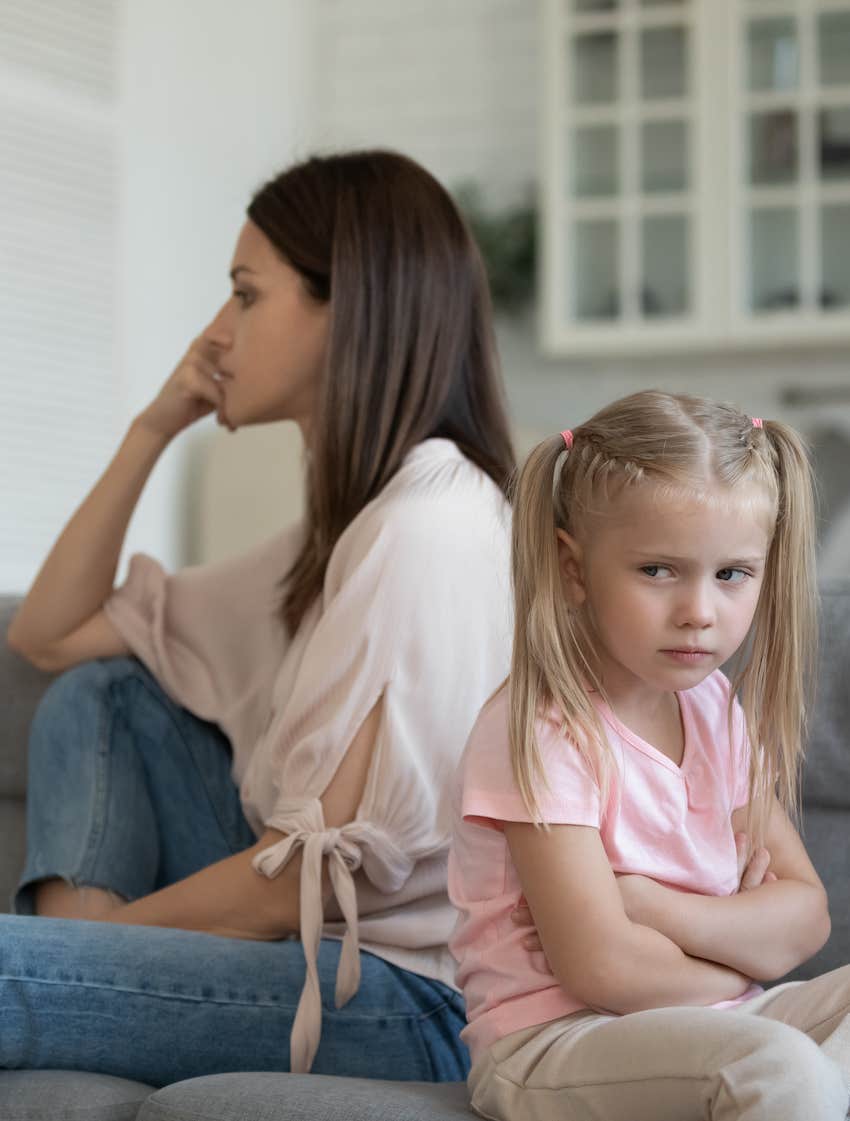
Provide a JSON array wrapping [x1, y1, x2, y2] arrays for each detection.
[[574, 0, 618, 9], [821, 205, 850, 309], [641, 120, 688, 192], [747, 18, 798, 93], [642, 215, 689, 316], [818, 12, 850, 88], [819, 107, 850, 181], [572, 220, 619, 320], [749, 110, 798, 185], [573, 32, 619, 105], [572, 126, 619, 197], [641, 0, 688, 6], [750, 208, 799, 311], [640, 26, 688, 100]]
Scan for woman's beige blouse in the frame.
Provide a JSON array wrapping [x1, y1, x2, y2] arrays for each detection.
[[103, 438, 512, 1071]]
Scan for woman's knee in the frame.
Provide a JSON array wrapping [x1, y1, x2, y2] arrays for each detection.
[[28, 657, 149, 762]]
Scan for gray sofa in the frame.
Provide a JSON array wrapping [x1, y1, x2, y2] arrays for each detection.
[[1, 584, 849, 1121]]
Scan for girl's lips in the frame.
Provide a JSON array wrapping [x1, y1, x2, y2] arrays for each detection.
[[661, 649, 713, 663]]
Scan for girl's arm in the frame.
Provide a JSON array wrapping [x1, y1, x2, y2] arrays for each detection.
[[6, 338, 226, 673], [617, 797, 830, 981], [505, 821, 752, 1014], [103, 699, 380, 938]]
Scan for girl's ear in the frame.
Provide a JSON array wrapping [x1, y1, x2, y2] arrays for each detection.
[[555, 529, 586, 607]]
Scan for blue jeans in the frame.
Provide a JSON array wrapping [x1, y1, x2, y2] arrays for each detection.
[[1, 658, 469, 1087]]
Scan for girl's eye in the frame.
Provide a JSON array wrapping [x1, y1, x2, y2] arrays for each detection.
[[233, 289, 254, 307], [717, 568, 748, 584], [640, 565, 672, 579]]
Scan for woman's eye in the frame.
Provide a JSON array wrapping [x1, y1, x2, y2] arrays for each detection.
[[717, 568, 748, 584], [233, 289, 254, 307], [640, 565, 672, 579]]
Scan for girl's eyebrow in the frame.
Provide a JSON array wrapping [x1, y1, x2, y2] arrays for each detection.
[[627, 550, 766, 565]]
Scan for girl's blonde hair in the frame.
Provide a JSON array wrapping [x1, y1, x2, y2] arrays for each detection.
[[509, 389, 817, 846]]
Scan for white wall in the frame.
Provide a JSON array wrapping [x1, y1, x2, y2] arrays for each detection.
[[1, 0, 317, 591], [0, 0, 120, 594], [314, 0, 537, 210], [118, 0, 316, 571]]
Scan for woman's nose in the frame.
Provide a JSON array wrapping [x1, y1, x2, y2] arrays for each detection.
[[202, 303, 233, 350]]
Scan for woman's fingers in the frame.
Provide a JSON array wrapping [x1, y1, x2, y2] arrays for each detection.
[[178, 351, 234, 430], [136, 335, 233, 438]]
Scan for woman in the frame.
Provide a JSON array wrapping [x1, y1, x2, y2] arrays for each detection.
[[4, 150, 515, 1087]]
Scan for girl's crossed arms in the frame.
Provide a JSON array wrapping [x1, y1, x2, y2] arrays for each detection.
[[507, 794, 827, 1012]]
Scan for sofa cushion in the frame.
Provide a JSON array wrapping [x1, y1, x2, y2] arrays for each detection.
[[0, 1070, 154, 1120], [0, 596, 54, 801], [0, 795, 26, 911], [784, 804, 850, 983], [139, 1074, 471, 1121]]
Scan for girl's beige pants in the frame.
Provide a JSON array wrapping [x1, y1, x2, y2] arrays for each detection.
[[468, 965, 850, 1121]]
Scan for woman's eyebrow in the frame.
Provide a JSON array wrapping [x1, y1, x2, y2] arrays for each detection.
[[229, 265, 257, 281]]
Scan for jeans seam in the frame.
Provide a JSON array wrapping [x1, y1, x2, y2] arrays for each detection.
[[0, 975, 457, 1024], [415, 998, 454, 1023], [72, 670, 116, 885]]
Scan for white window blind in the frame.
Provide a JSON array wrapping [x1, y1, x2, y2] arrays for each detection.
[[0, 0, 119, 593]]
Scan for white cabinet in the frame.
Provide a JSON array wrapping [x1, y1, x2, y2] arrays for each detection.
[[541, 0, 850, 354]]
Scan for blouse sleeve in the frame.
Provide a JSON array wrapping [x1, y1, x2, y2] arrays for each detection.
[[248, 489, 512, 1072], [102, 523, 304, 736]]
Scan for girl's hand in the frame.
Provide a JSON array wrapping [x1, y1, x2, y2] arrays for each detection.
[[135, 336, 234, 440], [735, 832, 778, 891]]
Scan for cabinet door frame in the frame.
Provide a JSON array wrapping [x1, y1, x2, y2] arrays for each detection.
[[540, 0, 850, 356]]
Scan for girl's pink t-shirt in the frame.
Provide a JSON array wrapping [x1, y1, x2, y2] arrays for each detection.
[[448, 671, 759, 1062]]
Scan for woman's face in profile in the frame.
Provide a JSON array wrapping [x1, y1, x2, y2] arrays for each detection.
[[202, 219, 329, 435]]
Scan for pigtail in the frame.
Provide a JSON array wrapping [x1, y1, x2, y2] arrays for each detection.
[[508, 436, 609, 824], [732, 420, 818, 843]]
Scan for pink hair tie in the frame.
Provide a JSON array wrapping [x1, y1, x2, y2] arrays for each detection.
[[752, 417, 763, 428], [560, 429, 574, 450]]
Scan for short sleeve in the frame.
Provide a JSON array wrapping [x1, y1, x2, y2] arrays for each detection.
[[459, 693, 602, 830], [103, 523, 303, 733]]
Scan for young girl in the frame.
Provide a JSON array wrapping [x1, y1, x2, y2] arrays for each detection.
[[449, 389, 850, 1121]]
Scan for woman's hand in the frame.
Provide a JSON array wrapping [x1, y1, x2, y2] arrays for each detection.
[[135, 336, 234, 440], [511, 835, 776, 954]]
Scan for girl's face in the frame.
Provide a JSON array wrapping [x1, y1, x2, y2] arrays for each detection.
[[201, 220, 329, 436], [558, 482, 773, 707]]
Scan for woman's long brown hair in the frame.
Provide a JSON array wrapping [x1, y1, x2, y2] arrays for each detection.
[[247, 150, 516, 635]]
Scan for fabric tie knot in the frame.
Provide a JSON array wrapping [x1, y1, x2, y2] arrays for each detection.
[[252, 797, 413, 1074]]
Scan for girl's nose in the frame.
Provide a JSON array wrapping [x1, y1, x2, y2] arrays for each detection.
[[676, 584, 715, 629]]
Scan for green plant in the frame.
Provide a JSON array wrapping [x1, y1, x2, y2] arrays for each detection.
[[453, 182, 537, 314]]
